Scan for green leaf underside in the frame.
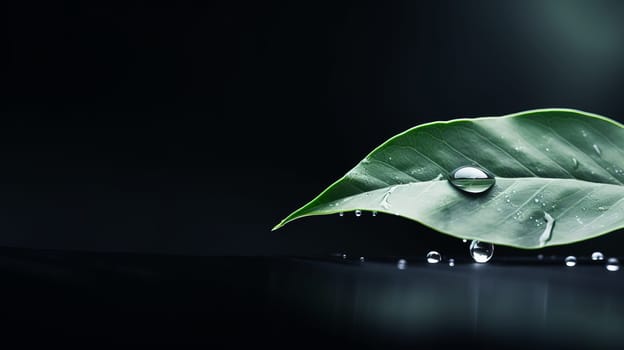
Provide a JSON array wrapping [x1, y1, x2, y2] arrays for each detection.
[[274, 108, 624, 249]]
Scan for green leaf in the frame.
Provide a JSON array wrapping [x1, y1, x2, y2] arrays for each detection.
[[273, 108, 624, 249]]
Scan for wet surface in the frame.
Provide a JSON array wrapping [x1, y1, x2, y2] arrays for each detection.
[[0, 247, 622, 348]]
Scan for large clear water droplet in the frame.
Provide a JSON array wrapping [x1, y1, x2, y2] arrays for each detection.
[[606, 257, 620, 271], [448, 166, 495, 194], [355, 210, 362, 217], [564, 256, 577, 267], [397, 259, 407, 270], [426, 251, 442, 263], [469, 240, 494, 263], [591, 251, 604, 261]]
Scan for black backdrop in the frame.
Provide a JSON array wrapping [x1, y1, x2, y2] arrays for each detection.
[[4, 0, 624, 259]]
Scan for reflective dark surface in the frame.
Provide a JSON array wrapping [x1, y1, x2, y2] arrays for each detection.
[[1, 247, 622, 348]]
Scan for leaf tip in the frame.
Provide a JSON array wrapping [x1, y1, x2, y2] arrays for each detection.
[[271, 222, 284, 231]]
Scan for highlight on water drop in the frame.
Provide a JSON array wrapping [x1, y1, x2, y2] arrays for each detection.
[[426, 251, 442, 264], [469, 240, 494, 263], [564, 256, 577, 267], [448, 166, 495, 194]]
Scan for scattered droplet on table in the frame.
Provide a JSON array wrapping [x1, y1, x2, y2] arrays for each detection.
[[606, 257, 620, 272], [564, 256, 577, 267], [397, 259, 407, 270], [426, 251, 442, 264], [469, 240, 494, 263], [591, 251, 604, 261]]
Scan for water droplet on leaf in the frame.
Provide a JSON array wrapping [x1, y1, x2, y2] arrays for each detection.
[[426, 251, 442, 264], [448, 258, 455, 267], [564, 256, 577, 267], [593, 144, 602, 156], [469, 240, 494, 263], [359, 256, 365, 262], [372, 211, 377, 217], [355, 210, 362, 217], [539, 212, 555, 246], [572, 157, 579, 169], [339, 212, 344, 217], [448, 166, 495, 194]]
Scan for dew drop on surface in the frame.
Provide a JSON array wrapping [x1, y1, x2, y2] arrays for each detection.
[[462, 239, 467, 243], [448, 258, 455, 267], [591, 251, 605, 261], [372, 211, 377, 217], [469, 240, 494, 263], [537, 254, 544, 260], [342, 254, 347, 259], [572, 157, 579, 169], [426, 251, 442, 264], [397, 259, 407, 270], [339, 212, 344, 217], [448, 166, 495, 194], [564, 256, 577, 267], [359, 256, 365, 263], [606, 257, 620, 272], [355, 210, 362, 217], [593, 144, 602, 156]]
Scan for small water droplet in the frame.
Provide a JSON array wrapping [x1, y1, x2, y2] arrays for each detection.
[[572, 157, 579, 169], [448, 258, 455, 267], [448, 166, 495, 194], [534, 198, 539, 203], [388, 156, 392, 161], [426, 251, 442, 264], [469, 240, 494, 263], [342, 254, 347, 259], [537, 254, 544, 260], [355, 210, 362, 217], [564, 256, 577, 267], [545, 147, 550, 152], [397, 259, 407, 270], [462, 239, 468, 243], [606, 257, 620, 271], [591, 251, 604, 261], [593, 144, 602, 156], [598, 206, 608, 211], [339, 212, 344, 217], [359, 256, 365, 262], [372, 211, 378, 217]]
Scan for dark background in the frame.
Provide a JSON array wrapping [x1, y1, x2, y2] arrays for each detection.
[[4, 0, 624, 259]]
